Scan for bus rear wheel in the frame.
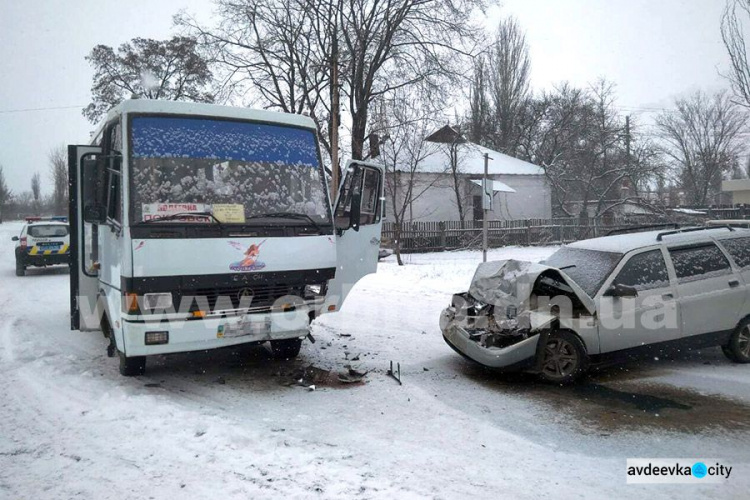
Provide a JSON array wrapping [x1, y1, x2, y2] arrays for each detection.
[[269, 338, 302, 360]]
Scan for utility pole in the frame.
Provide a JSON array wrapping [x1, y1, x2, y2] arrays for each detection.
[[625, 115, 631, 170], [624, 115, 631, 200], [330, 0, 340, 200], [482, 152, 490, 263]]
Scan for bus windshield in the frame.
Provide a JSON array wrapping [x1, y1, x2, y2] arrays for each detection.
[[129, 116, 330, 225]]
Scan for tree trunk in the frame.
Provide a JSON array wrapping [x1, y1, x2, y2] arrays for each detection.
[[394, 223, 404, 266], [351, 107, 367, 160]]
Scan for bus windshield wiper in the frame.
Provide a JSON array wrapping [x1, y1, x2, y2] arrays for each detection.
[[142, 211, 224, 228], [246, 212, 324, 231]]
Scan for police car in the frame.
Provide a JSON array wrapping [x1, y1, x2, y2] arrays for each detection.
[[12, 217, 70, 276]]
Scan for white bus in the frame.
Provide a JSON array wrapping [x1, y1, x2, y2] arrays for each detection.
[[68, 100, 384, 375]]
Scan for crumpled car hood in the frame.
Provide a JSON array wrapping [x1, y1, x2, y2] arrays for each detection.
[[468, 259, 596, 315]]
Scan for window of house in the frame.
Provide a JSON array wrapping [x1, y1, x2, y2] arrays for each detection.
[[669, 244, 731, 283], [614, 250, 670, 291]]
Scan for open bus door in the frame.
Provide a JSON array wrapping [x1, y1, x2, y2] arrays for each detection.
[[68, 145, 103, 331], [326, 160, 385, 308]]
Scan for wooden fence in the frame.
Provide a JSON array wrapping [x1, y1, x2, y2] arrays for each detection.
[[380, 212, 744, 253]]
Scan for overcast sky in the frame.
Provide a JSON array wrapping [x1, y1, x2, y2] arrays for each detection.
[[0, 0, 732, 194]]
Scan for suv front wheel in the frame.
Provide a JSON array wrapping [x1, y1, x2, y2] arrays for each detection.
[[539, 331, 589, 384], [722, 318, 750, 364]]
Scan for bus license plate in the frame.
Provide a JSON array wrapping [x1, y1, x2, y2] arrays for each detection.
[[217, 317, 271, 339]]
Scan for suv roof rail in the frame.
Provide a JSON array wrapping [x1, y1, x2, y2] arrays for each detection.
[[606, 223, 679, 236], [656, 225, 734, 241]]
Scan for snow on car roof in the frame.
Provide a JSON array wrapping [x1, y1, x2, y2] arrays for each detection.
[[568, 227, 750, 253], [106, 100, 317, 131]]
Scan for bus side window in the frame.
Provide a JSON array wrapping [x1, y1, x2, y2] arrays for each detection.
[[103, 122, 122, 224]]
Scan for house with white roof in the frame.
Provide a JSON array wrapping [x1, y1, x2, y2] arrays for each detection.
[[385, 126, 552, 222]]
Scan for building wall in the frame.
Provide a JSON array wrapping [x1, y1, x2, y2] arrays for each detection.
[[731, 190, 750, 204], [384, 172, 552, 222]]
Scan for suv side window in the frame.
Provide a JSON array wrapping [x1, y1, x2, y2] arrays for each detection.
[[615, 250, 670, 291], [669, 243, 731, 283], [719, 237, 750, 269]]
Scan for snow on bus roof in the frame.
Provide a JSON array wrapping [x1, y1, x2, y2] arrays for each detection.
[[567, 227, 750, 254], [104, 100, 317, 130]]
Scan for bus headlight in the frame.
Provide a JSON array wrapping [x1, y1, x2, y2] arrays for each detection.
[[143, 293, 173, 311]]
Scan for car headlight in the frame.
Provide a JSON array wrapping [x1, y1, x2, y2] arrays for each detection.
[[143, 293, 173, 311]]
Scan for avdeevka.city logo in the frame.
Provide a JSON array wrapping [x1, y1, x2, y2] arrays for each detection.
[[626, 459, 731, 484], [692, 462, 708, 479], [229, 240, 267, 272]]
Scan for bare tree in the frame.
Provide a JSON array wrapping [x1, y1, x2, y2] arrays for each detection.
[[179, 1, 335, 159], [48, 146, 68, 216], [655, 90, 746, 206], [445, 131, 470, 222], [722, 0, 750, 108], [515, 82, 662, 218], [469, 18, 530, 155], [373, 92, 442, 264], [84, 36, 214, 123], [0, 164, 11, 221], [31, 172, 41, 215], [181, 0, 483, 166]]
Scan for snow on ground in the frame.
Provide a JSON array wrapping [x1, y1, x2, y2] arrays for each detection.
[[1, 220, 749, 499]]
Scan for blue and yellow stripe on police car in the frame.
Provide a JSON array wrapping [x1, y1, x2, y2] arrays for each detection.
[[28, 244, 69, 255]]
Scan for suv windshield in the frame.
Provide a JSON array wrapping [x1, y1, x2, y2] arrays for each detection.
[[28, 225, 68, 238], [543, 247, 623, 297], [129, 116, 330, 226]]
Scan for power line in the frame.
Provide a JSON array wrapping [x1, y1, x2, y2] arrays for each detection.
[[0, 104, 84, 114]]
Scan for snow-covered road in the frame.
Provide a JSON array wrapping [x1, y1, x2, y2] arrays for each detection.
[[1, 220, 749, 499]]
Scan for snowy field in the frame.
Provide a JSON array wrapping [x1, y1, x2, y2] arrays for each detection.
[[1, 220, 749, 499]]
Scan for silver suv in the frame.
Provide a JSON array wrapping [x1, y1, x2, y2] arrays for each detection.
[[440, 226, 750, 383]]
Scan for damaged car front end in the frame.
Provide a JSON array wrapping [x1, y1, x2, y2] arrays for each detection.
[[440, 259, 597, 382]]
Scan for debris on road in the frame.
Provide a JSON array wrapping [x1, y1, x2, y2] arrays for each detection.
[[288, 364, 368, 389], [388, 361, 402, 385]]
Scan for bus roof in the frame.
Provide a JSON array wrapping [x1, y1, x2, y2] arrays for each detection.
[[101, 100, 318, 132]]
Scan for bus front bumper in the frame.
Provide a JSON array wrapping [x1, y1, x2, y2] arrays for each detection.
[[121, 308, 311, 357]]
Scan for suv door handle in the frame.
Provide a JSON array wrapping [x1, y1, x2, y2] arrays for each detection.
[[729, 279, 741, 288], [662, 293, 674, 300]]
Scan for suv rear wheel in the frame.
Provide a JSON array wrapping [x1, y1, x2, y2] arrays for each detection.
[[15, 259, 25, 277], [539, 331, 589, 384], [723, 319, 750, 364]]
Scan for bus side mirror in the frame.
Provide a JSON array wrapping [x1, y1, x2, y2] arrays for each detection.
[[84, 204, 107, 224]]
